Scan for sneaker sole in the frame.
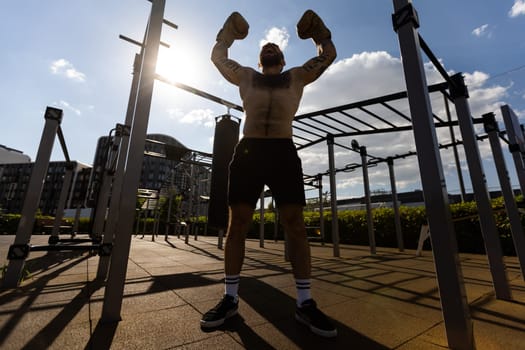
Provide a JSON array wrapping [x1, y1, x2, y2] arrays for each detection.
[[200, 308, 238, 328], [295, 313, 338, 338]]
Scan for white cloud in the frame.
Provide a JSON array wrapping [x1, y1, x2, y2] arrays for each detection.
[[463, 71, 490, 88], [172, 108, 215, 127], [300, 51, 408, 111], [295, 50, 511, 198], [50, 59, 86, 82], [259, 27, 290, 51], [471, 24, 490, 37], [55, 100, 81, 116], [509, 0, 525, 17], [166, 107, 184, 119]]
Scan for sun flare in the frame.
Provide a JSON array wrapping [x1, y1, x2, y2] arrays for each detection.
[[156, 46, 202, 86]]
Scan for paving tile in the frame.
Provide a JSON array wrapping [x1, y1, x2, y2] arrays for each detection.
[[1, 236, 525, 349]]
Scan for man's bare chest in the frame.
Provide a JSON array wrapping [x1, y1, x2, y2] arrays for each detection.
[[240, 71, 303, 114]]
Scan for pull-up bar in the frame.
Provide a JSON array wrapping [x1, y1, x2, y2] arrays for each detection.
[[118, 31, 244, 113], [155, 74, 244, 112], [119, 34, 170, 49]]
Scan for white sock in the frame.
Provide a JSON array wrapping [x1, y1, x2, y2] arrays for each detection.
[[296, 279, 312, 306], [224, 274, 240, 298]]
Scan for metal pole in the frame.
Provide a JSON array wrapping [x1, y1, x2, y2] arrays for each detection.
[[361, 146, 376, 255], [327, 134, 340, 257], [193, 155, 199, 240], [67, 164, 79, 209], [101, 0, 165, 322], [91, 168, 112, 240], [444, 95, 466, 201], [483, 112, 525, 279], [3, 107, 62, 288], [50, 163, 75, 240], [392, 1, 473, 348], [152, 197, 160, 242], [387, 158, 404, 251], [218, 229, 224, 249], [194, 170, 200, 241], [165, 170, 174, 240], [273, 198, 279, 242], [501, 105, 525, 195], [259, 190, 265, 248], [73, 204, 81, 234], [96, 55, 140, 280], [451, 73, 511, 300], [185, 161, 195, 244], [155, 74, 243, 112], [318, 175, 325, 245], [142, 199, 149, 237]]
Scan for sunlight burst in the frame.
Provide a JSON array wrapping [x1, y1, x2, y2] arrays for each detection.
[[156, 46, 202, 86]]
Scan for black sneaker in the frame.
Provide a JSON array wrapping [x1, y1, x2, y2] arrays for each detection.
[[295, 299, 337, 337], [200, 294, 239, 328]]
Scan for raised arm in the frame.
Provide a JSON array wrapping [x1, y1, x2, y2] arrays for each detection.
[[295, 10, 337, 85], [211, 12, 250, 86]]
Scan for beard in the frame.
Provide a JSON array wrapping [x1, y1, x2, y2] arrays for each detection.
[[260, 53, 282, 69]]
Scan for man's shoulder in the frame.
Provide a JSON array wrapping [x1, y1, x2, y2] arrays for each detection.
[[287, 66, 308, 78]]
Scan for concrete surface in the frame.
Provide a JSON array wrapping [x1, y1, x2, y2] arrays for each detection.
[[0, 234, 524, 349]]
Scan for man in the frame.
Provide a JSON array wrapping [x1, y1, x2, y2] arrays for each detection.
[[201, 10, 337, 338]]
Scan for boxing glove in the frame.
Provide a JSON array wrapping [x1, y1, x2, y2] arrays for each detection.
[[297, 9, 331, 45], [216, 12, 249, 48]]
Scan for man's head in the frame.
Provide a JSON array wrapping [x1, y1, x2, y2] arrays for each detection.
[[258, 42, 285, 73]]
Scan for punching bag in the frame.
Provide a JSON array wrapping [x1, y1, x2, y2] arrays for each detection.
[[208, 114, 240, 229]]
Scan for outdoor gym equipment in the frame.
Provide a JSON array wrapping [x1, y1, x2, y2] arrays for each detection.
[[10, 2, 520, 350], [3, 107, 110, 288]]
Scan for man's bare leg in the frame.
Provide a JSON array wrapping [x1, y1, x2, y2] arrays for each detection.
[[201, 203, 253, 328], [280, 203, 337, 337], [279, 203, 311, 279], [280, 204, 312, 306], [223, 203, 254, 298], [224, 203, 254, 275]]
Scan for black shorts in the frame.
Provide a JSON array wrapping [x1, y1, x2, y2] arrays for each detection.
[[228, 138, 306, 208]]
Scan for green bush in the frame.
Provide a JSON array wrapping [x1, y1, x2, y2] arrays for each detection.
[[0, 196, 522, 256], [0, 214, 20, 234], [0, 214, 87, 235], [248, 196, 523, 256]]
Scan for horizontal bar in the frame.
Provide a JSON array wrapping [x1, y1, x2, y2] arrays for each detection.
[[53, 238, 98, 244], [30, 244, 100, 252], [119, 34, 170, 48], [155, 74, 244, 112], [163, 19, 178, 30], [295, 82, 449, 120]]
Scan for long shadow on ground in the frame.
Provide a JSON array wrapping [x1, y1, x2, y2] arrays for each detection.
[[202, 275, 389, 349]]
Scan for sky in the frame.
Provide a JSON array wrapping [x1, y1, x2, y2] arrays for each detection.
[[1, 0, 525, 201]]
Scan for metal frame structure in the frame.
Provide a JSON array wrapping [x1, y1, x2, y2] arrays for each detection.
[[101, 0, 167, 322], [5, 3, 521, 350], [91, 4, 525, 343], [99, 0, 229, 322], [291, 82, 464, 257], [3, 107, 107, 288], [483, 112, 525, 277], [278, 1, 523, 348], [292, 82, 451, 151], [393, 2, 473, 348]]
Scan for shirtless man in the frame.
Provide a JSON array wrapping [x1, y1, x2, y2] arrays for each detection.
[[200, 10, 337, 337]]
